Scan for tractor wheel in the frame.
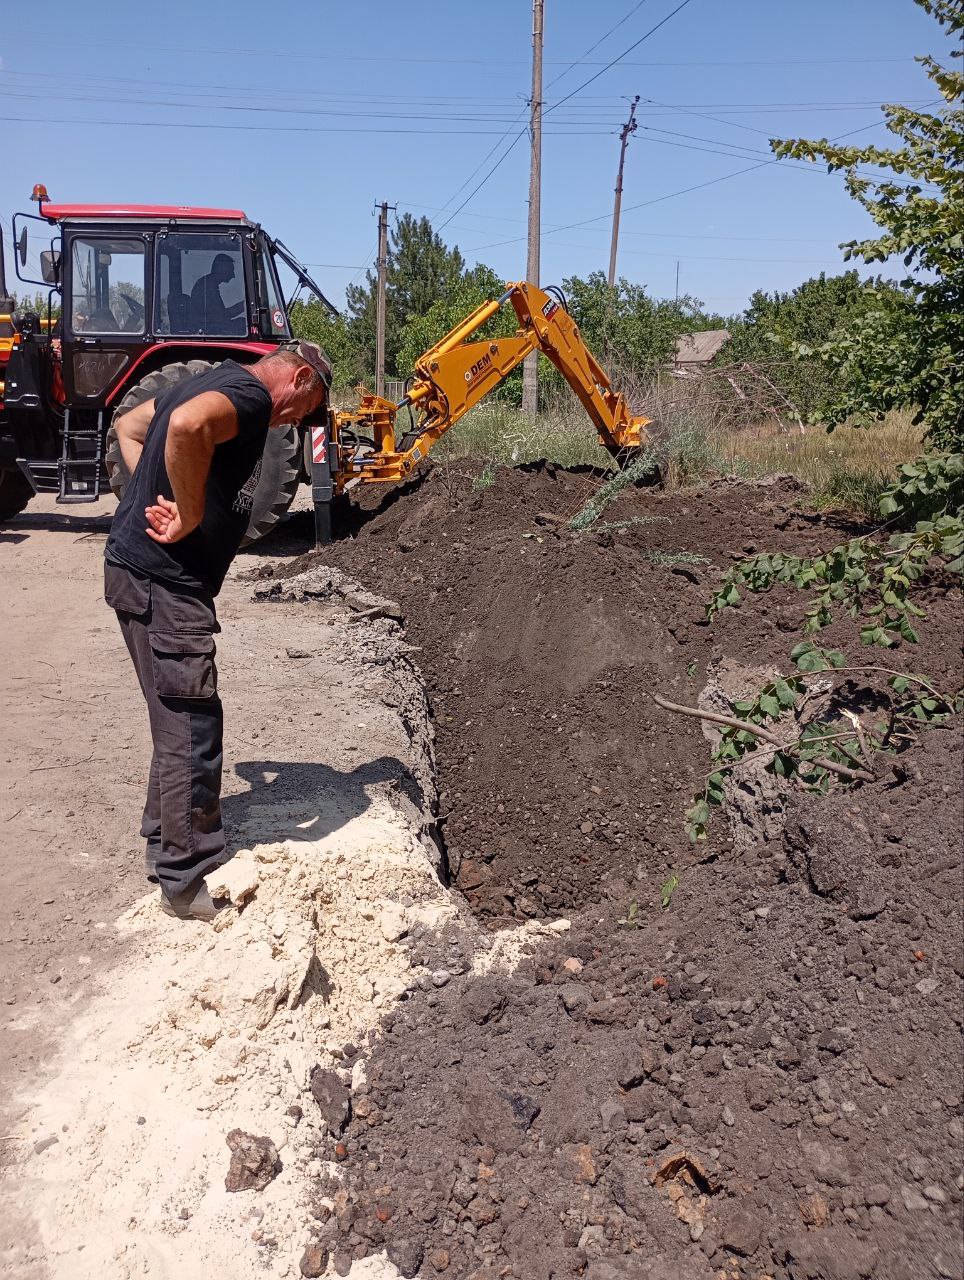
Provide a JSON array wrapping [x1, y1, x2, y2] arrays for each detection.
[[0, 467, 33, 522], [104, 359, 301, 546]]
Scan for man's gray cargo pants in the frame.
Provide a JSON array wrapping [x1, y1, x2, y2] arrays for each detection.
[[105, 561, 226, 898]]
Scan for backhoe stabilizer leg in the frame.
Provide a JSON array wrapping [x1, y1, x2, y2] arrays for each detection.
[[310, 421, 335, 548]]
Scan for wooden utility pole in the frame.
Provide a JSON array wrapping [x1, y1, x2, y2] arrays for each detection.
[[522, 0, 544, 419], [374, 201, 395, 399], [608, 95, 640, 288]]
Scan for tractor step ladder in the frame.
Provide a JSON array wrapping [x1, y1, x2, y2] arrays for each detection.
[[57, 408, 105, 503]]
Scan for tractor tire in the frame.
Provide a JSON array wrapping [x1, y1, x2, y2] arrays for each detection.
[[104, 359, 301, 546], [0, 466, 33, 522]]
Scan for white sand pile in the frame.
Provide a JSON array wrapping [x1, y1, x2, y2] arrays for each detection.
[[7, 582, 568, 1280]]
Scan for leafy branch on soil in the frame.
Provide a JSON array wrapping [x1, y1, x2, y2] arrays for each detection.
[[707, 457, 963, 649], [655, 668, 963, 843]]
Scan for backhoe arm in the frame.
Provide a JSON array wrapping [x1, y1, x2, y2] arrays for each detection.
[[331, 281, 651, 490]]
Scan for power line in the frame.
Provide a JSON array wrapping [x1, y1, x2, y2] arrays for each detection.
[[544, 0, 653, 91], [0, 30, 920, 67], [0, 114, 614, 137], [544, 0, 697, 117], [467, 115, 919, 254], [432, 0, 656, 236], [428, 0, 690, 237]]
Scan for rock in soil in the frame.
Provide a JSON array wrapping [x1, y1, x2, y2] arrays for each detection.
[[224, 1129, 281, 1193]]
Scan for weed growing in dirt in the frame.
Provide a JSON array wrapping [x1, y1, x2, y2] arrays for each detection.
[[618, 899, 641, 929], [646, 550, 710, 568], [472, 461, 496, 491], [568, 452, 659, 530], [659, 873, 679, 910]]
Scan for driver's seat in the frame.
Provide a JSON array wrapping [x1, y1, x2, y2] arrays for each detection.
[[167, 292, 192, 334]]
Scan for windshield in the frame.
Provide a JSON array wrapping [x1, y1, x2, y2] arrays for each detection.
[[155, 231, 247, 337], [69, 237, 145, 335]]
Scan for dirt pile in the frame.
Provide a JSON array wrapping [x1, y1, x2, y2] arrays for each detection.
[[290, 464, 960, 924], [306, 724, 963, 1280], [260, 464, 964, 1278]]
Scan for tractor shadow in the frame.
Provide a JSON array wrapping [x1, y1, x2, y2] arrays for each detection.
[[4, 511, 113, 536]]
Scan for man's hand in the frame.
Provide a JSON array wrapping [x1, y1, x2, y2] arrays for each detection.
[[145, 495, 193, 544]]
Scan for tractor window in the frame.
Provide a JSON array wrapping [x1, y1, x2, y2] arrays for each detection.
[[155, 232, 247, 337], [70, 238, 146, 336], [258, 244, 289, 338]]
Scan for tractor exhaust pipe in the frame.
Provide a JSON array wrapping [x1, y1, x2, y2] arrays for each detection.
[[0, 224, 13, 312]]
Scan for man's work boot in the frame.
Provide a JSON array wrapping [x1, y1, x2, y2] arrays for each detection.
[[160, 881, 225, 922]]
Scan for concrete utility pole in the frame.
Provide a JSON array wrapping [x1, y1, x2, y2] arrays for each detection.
[[522, 0, 544, 419], [608, 95, 640, 289], [374, 201, 395, 399]]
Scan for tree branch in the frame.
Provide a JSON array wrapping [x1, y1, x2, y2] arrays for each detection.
[[652, 693, 876, 783]]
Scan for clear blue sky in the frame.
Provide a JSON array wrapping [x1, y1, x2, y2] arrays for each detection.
[[0, 0, 952, 316]]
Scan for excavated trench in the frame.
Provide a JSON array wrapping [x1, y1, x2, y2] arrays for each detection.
[[251, 465, 964, 1280]]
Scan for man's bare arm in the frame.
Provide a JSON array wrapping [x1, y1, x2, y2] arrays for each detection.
[[162, 391, 240, 537], [113, 398, 155, 473]]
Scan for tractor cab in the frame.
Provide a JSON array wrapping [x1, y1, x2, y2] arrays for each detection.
[[1, 184, 335, 518]]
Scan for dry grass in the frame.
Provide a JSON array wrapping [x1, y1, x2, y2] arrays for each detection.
[[710, 411, 924, 516], [413, 378, 924, 520], [434, 399, 612, 470]]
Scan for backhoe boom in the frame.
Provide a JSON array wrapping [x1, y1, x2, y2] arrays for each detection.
[[330, 281, 650, 492]]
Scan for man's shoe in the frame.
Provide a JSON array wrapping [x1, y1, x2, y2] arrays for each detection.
[[160, 882, 225, 922]]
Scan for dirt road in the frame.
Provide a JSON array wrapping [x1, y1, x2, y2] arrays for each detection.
[[0, 492, 434, 1276]]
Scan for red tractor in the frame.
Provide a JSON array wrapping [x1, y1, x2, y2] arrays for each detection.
[[0, 184, 338, 540]]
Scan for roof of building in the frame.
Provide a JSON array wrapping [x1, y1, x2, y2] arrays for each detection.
[[41, 203, 248, 223], [673, 329, 731, 365]]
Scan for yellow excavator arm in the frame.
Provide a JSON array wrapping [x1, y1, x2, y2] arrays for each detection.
[[330, 281, 651, 491]]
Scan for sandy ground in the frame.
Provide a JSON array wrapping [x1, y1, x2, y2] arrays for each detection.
[[0, 493, 425, 1276]]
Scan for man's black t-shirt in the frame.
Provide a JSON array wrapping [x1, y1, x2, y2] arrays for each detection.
[[105, 361, 272, 595]]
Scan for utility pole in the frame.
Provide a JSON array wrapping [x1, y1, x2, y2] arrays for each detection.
[[675, 260, 680, 304], [522, 0, 544, 419], [374, 201, 395, 399], [608, 95, 640, 288]]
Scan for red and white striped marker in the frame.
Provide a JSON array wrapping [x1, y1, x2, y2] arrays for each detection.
[[311, 425, 327, 465]]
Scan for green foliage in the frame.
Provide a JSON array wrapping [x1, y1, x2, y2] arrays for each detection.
[[674, 3, 964, 846], [770, 0, 964, 448], [708, 453, 963, 638], [289, 302, 363, 392], [723, 272, 904, 419], [659, 873, 679, 910], [683, 670, 963, 843], [346, 213, 466, 380], [396, 263, 520, 392], [562, 272, 720, 375]]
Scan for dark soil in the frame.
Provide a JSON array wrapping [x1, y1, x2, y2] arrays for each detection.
[[309, 725, 963, 1280], [286, 464, 961, 925], [266, 465, 963, 1279]]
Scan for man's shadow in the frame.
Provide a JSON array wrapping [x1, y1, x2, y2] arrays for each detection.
[[222, 755, 422, 849]]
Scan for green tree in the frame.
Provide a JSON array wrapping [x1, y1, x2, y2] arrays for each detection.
[[771, 0, 963, 448], [561, 272, 719, 377], [288, 300, 365, 394], [346, 214, 466, 379], [724, 272, 904, 417], [396, 263, 523, 396], [672, 0, 964, 842]]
